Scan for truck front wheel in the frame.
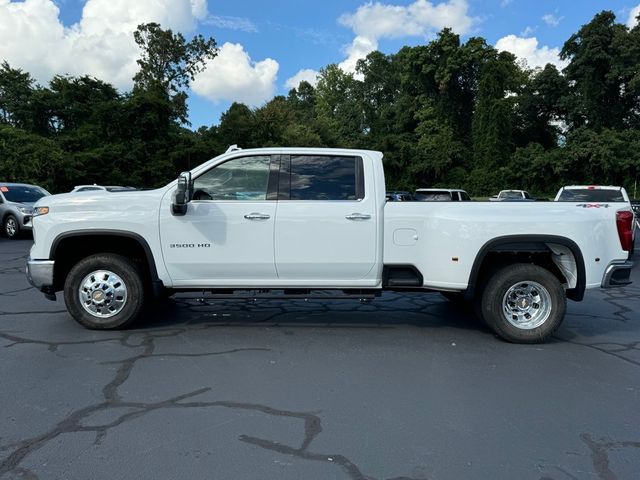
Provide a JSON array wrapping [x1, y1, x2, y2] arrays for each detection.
[[479, 263, 566, 343], [64, 254, 146, 330]]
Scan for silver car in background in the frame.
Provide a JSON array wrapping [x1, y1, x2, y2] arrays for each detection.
[[0, 183, 50, 239]]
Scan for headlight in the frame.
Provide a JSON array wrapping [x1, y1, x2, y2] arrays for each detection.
[[18, 207, 32, 214], [32, 206, 49, 217]]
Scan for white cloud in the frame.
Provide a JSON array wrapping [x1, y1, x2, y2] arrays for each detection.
[[495, 34, 567, 70], [0, 0, 207, 90], [191, 43, 278, 107], [337, 0, 477, 72], [542, 13, 562, 27], [0, 0, 276, 107], [627, 4, 640, 28], [204, 15, 257, 33], [339, 35, 378, 73], [500, 0, 513, 7], [520, 26, 536, 36], [285, 69, 320, 90], [190, 0, 208, 20]]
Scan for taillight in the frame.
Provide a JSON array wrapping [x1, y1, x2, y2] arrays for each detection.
[[616, 210, 634, 252]]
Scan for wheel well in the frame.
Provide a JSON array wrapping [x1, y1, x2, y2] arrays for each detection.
[[51, 233, 157, 291], [2, 211, 15, 224], [466, 236, 586, 302], [475, 251, 565, 291]]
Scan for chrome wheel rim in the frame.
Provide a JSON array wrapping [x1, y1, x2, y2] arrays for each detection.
[[6, 217, 17, 237], [502, 280, 552, 330], [79, 270, 128, 319]]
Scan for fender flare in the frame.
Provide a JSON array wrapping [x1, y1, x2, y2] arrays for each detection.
[[465, 234, 586, 301], [50, 229, 162, 286]]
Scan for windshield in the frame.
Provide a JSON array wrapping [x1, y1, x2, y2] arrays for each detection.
[[1, 185, 49, 203], [557, 189, 625, 202], [415, 191, 453, 201]]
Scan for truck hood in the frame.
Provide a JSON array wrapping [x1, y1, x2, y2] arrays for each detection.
[[33, 189, 165, 210]]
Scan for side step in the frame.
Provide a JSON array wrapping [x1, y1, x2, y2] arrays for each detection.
[[172, 288, 381, 301]]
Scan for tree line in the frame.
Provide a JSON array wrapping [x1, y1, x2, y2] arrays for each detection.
[[1, 11, 639, 197]]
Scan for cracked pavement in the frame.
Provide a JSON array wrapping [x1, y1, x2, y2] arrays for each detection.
[[1, 237, 639, 480]]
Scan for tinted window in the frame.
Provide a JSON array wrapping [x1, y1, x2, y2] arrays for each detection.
[[106, 187, 137, 192], [1, 185, 48, 203], [460, 192, 471, 201], [415, 191, 453, 201], [193, 156, 270, 201], [557, 189, 625, 202], [290, 156, 362, 201], [500, 191, 523, 199]]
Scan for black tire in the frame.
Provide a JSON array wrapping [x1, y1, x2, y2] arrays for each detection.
[[480, 263, 566, 343], [440, 291, 467, 303], [4, 214, 20, 239], [64, 253, 146, 330]]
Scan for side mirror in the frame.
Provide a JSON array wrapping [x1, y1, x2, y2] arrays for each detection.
[[171, 172, 192, 216]]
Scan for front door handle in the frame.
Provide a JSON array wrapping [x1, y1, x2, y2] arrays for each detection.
[[244, 212, 271, 220], [345, 213, 371, 221]]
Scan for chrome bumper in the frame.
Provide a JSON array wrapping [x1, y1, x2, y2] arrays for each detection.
[[26, 258, 55, 299], [601, 260, 634, 288]]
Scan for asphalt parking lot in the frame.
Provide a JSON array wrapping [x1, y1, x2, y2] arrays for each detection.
[[1, 237, 639, 480]]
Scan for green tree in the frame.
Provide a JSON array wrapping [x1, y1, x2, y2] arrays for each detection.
[[133, 22, 217, 123], [471, 51, 522, 194], [0, 125, 69, 191], [560, 11, 637, 130], [315, 64, 364, 146], [0, 62, 35, 129]]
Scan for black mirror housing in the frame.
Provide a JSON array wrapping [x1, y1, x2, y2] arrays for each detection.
[[171, 172, 192, 216]]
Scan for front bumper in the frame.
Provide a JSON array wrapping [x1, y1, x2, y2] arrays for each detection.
[[26, 257, 56, 300], [21, 215, 32, 230], [601, 260, 634, 288]]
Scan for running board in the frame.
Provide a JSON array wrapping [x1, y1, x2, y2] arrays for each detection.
[[171, 288, 381, 301]]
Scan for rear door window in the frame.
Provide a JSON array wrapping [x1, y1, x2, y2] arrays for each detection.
[[288, 155, 364, 201]]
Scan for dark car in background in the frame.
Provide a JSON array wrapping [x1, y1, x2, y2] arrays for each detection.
[[386, 191, 414, 202], [0, 183, 50, 239]]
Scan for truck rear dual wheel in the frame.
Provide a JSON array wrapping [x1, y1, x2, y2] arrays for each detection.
[[478, 263, 566, 343], [64, 254, 145, 330]]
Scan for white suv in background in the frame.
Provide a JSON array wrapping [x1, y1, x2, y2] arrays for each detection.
[[554, 185, 630, 203], [555, 185, 635, 252]]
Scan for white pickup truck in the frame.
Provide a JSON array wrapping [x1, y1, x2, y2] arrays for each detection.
[[26, 147, 634, 343]]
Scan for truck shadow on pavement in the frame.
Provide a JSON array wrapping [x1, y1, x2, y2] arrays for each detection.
[[136, 291, 491, 336]]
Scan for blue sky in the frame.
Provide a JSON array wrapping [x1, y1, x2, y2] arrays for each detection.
[[1, 0, 639, 128]]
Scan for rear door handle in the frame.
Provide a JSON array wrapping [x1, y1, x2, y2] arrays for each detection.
[[345, 213, 371, 221], [244, 213, 271, 220]]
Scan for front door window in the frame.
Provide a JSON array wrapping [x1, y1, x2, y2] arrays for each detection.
[[192, 156, 271, 201]]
